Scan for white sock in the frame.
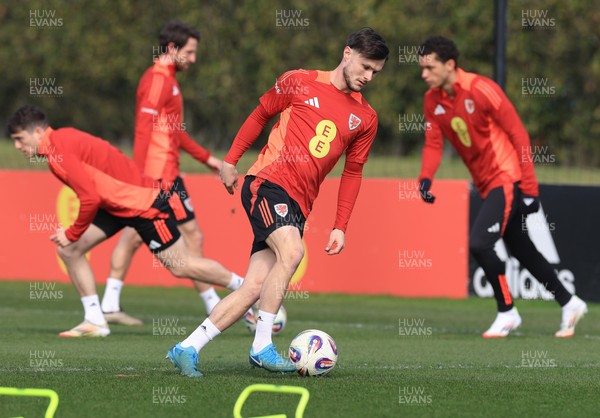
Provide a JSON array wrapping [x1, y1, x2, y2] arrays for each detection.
[[226, 273, 244, 291], [101, 278, 123, 313], [252, 310, 276, 353], [199, 288, 220, 315], [563, 295, 581, 310], [499, 308, 517, 317], [81, 295, 106, 325], [180, 318, 221, 352]]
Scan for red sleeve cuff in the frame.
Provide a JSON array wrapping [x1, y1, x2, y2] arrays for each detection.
[[65, 228, 79, 242]]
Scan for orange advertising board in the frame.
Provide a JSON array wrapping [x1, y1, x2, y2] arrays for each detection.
[[0, 171, 469, 298]]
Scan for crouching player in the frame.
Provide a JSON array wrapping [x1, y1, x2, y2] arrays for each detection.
[[7, 105, 245, 337]]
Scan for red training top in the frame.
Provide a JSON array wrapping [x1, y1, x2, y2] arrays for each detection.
[[225, 69, 379, 231], [39, 127, 160, 242], [133, 59, 210, 186], [420, 68, 538, 198]]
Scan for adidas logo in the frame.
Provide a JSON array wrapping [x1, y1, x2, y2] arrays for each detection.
[[487, 223, 500, 233], [434, 104, 445, 115], [523, 197, 535, 206], [304, 97, 320, 108], [148, 240, 161, 250]]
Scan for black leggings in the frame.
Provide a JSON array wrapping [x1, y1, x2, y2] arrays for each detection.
[[470, 183, 571, 312]]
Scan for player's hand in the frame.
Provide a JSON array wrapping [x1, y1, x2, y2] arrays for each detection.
[[50, 227, 72, 248], [325, 228, 345, 255], [520, 194, 540, 215], [220, 161, 239, 195], [419, 178, 436, 204], [205, 155, 223, 174]]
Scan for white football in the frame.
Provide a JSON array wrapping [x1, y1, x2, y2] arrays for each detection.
[[289, 329, 338, 377]]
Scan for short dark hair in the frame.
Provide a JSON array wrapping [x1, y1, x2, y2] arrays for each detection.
[[419, 36, 459, 66], [346, 28, 389, 61], [7, 105, 48, 134], [159, 19, 200, 52]]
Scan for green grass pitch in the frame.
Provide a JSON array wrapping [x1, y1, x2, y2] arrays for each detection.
[[0, 281, 599, 418]]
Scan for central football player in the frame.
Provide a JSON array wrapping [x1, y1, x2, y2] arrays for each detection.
[[167, 28, 389, 376]]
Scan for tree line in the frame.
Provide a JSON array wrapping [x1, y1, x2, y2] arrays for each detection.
[[1, 0, 598, 166]]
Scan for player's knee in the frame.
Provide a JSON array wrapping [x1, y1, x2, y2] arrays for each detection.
[[131, 234, 144, 250], [165, 262, 188, 279], [281, 243, 305, 273], [110, 256, 124, 273], [114, 237, 142, 261], [188, 229, 204, 252], [57, 245, 82, 262], [469, 238, 490, 259], [240, 278, 262, 300]]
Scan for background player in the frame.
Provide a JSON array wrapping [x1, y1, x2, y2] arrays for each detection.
[[101, 20, 231, 326], [416, 35, 587, 338], [8, 105, 244, 337], [166, 28, 389, 376]]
